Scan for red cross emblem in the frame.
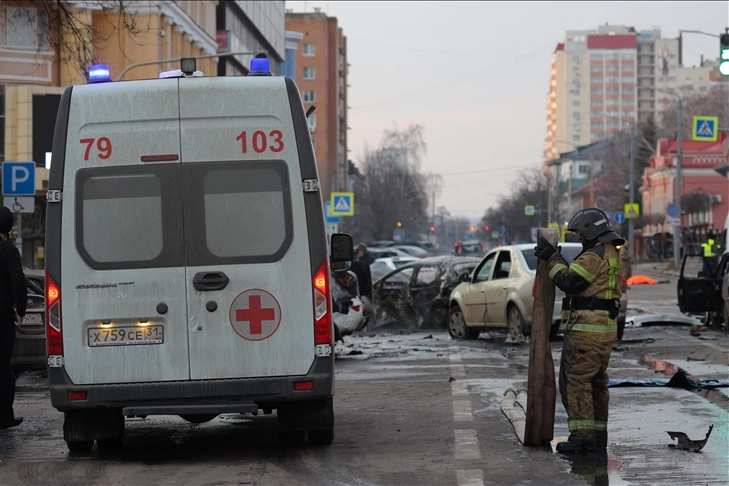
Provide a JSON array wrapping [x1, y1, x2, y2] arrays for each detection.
[[229, 289, 282, 341]]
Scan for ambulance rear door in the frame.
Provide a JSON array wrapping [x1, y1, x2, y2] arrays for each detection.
[[178, 76, 316, 380], [60, 79, 189, 385]]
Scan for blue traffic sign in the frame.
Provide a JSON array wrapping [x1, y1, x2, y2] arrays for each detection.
[[614, 211, 626, 224], [324, 201, 339, 224], [666, 203, 680, 218], [2, 162, 36, 196]]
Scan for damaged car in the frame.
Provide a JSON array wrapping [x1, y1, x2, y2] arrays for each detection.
[[371, 256, 481, 330], [331, 269, 370, 341], [677, 252, 729, 329]]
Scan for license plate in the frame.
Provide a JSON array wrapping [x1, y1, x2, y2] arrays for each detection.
[[88, 325, 164, 347], [22, 313, 43, 324]]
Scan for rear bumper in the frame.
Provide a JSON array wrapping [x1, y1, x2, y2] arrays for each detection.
[[49, 355, 334, 414]]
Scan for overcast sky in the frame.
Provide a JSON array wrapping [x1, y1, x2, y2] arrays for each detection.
[[284, 1, 729, 220]]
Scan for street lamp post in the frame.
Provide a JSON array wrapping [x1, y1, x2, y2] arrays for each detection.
[[674, 97, 683, 266]]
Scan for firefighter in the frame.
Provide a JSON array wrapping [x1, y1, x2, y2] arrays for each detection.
[[535, 208, 623, 453]]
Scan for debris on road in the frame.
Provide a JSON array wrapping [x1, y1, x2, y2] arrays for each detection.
[[608, 370, 729, 389], [667, 425, 713, 452], [627, 275, 658, 285], [501, 388, 527, 444]]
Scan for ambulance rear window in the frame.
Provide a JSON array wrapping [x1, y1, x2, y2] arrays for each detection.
[[182, 161, 293, 265], [76, 165, 185, 270]]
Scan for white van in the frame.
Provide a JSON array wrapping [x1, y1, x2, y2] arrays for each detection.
[[45, 58, 353, 451]]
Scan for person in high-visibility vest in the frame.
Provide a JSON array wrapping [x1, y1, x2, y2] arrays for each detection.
[[701, 232, 717, 275]]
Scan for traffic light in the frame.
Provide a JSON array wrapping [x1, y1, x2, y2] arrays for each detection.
[[396, 221, 402, 227], [720, 33, 729, 76], [482, 225, 490, 231], [429, 225, 436, 233], [469, 225, 475, 232]]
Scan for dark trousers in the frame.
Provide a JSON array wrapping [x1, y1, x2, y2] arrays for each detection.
[[0, 317, 17, 421]]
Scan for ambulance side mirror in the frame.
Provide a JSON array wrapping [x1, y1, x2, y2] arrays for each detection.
[[330, 233, 353, 272]]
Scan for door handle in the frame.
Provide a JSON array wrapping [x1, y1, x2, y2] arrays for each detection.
[[193, 272, 230, 291]]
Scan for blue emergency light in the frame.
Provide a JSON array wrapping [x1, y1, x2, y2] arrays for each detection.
[[249, 55, 272, 76], [88, 64, 111, 83]]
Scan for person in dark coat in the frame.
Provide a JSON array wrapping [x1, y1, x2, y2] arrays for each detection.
[[0, 206, 27, 430]]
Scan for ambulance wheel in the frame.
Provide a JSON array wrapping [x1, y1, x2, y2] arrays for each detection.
[[97, 438, 124, 451], [66, 440, 94, 453], [278, 430, 305, 446], [180, 414, 218, 424], [308, 428, 334, 446]]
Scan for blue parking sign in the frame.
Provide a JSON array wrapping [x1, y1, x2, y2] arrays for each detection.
[[2, 162, 36, 196]]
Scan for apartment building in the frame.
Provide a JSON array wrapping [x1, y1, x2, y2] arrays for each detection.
[[543, 24, 726, 164], [285, 9, 348, 205]]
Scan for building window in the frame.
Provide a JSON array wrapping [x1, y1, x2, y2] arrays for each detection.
[[578, 165, 590, 174], [569, 89, 580, 95], [607, 121, 619, 128], [621, 53, 634, 60], [573, 66, 580, 73], [573, 135, 581, 141], [606, 64, 619, 71], [303, 67, 315, 79], [606, 87, 620, 93], [623, 110, 635, 116], [591, 77, 603, 83], [307, 114, 316, 132], [622, 63, 634, 71], [621, 76, 634, 83], [591, 122, 603, 128], [668, 76, 676, 82], [573, 100, 580, 107], [5, 7, 50, 48], [622, 98, 634, 105], [573, 112, 580, 120], [302, 90, 315, 102], [591, 65, 603, 72], [302, 43, 315, 56], [573, 55, 580, 63], [591, 99, 602, 105], [590, 53, 603, 60], [606, 76, 619, 83], [591, 88, 603, 94], [669, 54, 676, 59], [700, 86, 708, 92], [608, 53, 620, 60]]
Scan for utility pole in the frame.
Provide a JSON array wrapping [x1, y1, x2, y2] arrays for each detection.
[[673, 97, 683, 266], [628, 123, 636, 255]]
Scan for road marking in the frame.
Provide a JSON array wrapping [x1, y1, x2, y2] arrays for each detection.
[[455, 429, 480, 460], [450, 345, 466, 377], [456, 469, 484, 486], [452, 380, 468, 396], [453, 400, 474, 421]]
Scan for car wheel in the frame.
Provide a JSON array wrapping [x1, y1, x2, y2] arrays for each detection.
[[279, 430, 305, 446], [507, 305, 529, 337], [447, 306, 479, 340], [66, 440, 94, 453], [617, 317, 625, 341], [308, 428, 334, 445], [428, 303, 448, 329]]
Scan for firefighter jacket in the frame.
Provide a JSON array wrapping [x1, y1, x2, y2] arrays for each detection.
[[546, 242, 622, 334]]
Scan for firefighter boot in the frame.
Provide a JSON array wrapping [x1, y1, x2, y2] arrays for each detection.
[[556, 434, 597, 453]]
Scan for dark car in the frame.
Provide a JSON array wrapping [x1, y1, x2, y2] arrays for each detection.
[[10, 269, 46, 370], [372, 256, 481, 330]]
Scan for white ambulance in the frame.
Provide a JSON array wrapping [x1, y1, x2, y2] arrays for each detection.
[[45, 57, 353, 451]]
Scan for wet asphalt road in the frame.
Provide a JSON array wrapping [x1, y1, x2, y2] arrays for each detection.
[[0, 263, 727, 485]]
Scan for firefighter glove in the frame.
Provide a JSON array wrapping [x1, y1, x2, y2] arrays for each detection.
[[535, 237, 558, 261]]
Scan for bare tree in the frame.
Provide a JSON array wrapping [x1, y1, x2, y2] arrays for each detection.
[[2, 1, 143, 79], [658, 92, 729, 140], [355, 124, 430, 241]]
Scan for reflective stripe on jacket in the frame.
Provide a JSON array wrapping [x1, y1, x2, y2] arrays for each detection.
[[546, 243, 622, 334]]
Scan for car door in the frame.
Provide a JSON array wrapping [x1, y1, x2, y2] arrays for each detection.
[[462, 252, 496, 325], [374, 266, 415, 324], [409, 264, 440, 323], [677, 253, 720, 313], [484, 250, 512, 324]]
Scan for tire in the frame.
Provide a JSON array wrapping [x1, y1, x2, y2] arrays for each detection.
[[507, 305, 529, 337], [617, 317, 625, 341], [66, 440, 94, 453], [447, 305, 480, 340], [97, 438, 123, 451], [428, 303, 448, 329], [308, 428, 334, 446], [279, 430, 305, 446], [179, 414, 218, 424]]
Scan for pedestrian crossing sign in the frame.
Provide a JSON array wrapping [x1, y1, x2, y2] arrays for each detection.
[[624, 203, 640, 219], [692, 116, 719, 142], [330, 192, 354, 216]]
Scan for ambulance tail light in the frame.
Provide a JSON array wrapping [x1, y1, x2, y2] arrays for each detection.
[[313, 260, 332, 345], [45, 271, 63, 355]]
